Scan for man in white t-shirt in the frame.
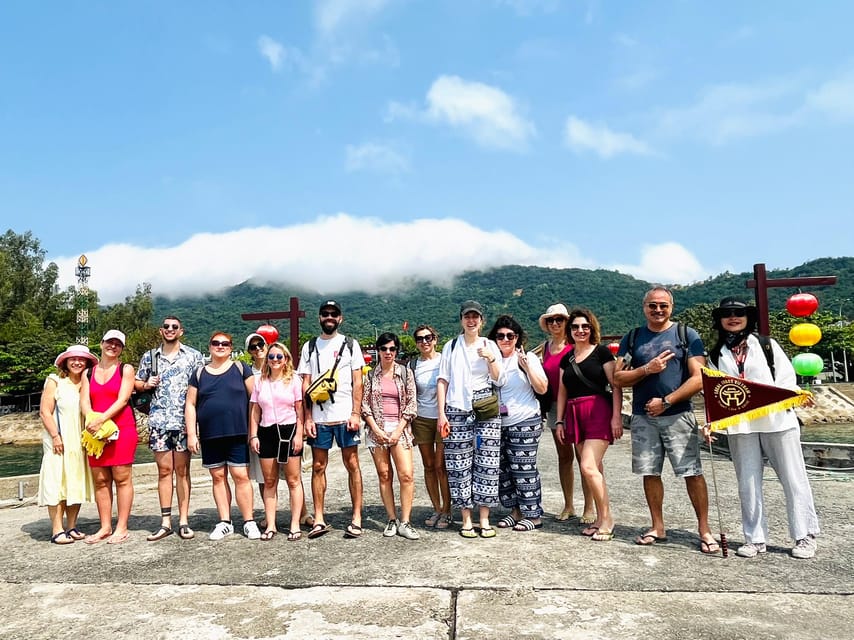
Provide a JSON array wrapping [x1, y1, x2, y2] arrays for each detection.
[[297, 300, 366, 539]]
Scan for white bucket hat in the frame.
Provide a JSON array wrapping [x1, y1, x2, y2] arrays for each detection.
[[538, 303, 570, 332]]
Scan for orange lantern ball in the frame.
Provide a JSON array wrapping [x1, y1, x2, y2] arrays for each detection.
[[789, 323, 822, 347]]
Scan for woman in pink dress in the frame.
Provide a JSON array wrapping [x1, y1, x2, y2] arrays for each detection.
[[80, 329, 138, 544]]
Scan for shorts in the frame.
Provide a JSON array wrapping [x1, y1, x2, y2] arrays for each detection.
[[565, 395, 613, 444], [307, 422, 361, 450], [149, 427, 188, 453], [200, 435, 250, 469], [411, 416, 442, 445], [544, 401, 558, 430], [257, 423, 298, 462], [630, 411, 703, 478]]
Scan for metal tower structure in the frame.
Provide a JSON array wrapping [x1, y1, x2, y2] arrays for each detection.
[[75, 254, 91, 346]]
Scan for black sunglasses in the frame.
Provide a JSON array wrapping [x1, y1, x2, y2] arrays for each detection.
[[248, 343, 265, 351], [162, 323, 180, 330], [571, 323, 591, 331], [267, 353, 285, 361], [320, 310, 341, 318], [495, 332, 516, 341], [415, 334, 435, 343], [379, 346, 398, 352], [721, 309, 748, 318], [210, 340, 231, 347]]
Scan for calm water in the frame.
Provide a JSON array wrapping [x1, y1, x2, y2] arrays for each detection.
[[0, 443, 154, 478], [1, 424, 852, 478]]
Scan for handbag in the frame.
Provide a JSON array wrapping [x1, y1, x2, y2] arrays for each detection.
[[472, 389, 500, 421], [130, 349, 158, 415]]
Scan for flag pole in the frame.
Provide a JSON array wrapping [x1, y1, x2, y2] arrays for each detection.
[[704, 424, 729, 558]]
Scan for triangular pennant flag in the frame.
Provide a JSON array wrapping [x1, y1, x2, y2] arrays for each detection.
[[702, 367, 813, 432]]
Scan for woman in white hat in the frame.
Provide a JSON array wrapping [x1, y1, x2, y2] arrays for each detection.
[[536, 303, 594, 523], [38, 345, 98, 544], [80, 329, 138, 544]]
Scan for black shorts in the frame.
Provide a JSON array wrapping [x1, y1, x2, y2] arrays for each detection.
[[258, 423, 297, 463]]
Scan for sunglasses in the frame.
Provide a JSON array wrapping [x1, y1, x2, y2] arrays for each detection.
[[248, 343, 265, 351], [320, 311, 341, 318], [571, 323, 591, 332], [545, 317, 565, 325], [267, 353, 286, 361], [495, 332, 517, 341], [721, 309, 748, 318], [162, 323, 180, 330], [379, 346, 398, 352], [647, 303, 671, 310], [210, 340, 232, 347], [415, 334, 435, 344]]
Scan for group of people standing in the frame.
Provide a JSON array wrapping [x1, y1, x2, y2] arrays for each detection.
[[37, 289, 820, 559]]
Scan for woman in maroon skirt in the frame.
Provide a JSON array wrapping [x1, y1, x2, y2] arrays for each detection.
[[555, 309, 623, 542]]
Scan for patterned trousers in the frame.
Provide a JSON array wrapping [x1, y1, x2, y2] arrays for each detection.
[[443, 392, 501, 509], [498, 415, 544, 518]]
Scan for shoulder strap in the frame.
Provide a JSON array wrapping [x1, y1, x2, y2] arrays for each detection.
[[626, 327, 639, 358], [676, 322, 690, 367], [567, 351, 609, 397], [409, 358, 418, 373], [451, 337, 458, 353], [755, 333, 776, 380], [150, 349, 158, 376]]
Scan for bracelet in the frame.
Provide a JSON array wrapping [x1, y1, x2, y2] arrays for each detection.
[[555, 420, 565, 425], [643, 364, 649, 375], [250, 435, 259, 440]]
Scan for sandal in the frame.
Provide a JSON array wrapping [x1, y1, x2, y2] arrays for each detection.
[[84, 531, 112, 545], [300, 514, 315, 528], [591, 529, 615, 542], [287, 530, 302, 541], [580, 514, 596, 524], [700, 538, 721, 554], [513, 518, 542, 532], [479, 526, 497, 539], [307, 523, 331, 539], [260, 529, 277, 541], [555, 508, 576, 522], [635, 531, 668, 546], [459, 527, 477, 539], [581, 525, 600, 537], [343, 522, 363, 539], [65, 527, 86, 541], [178, 524, 195, 540], [424, 511, 441, 527], [51, 531, 74, 545], [497, 515, 518, 529], [146, 526, 174, 542], [107, 532, 131, 545], [436, 513, 453, 529]]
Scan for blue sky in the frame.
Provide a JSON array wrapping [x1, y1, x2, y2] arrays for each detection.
[[2, 1, 853, 303]]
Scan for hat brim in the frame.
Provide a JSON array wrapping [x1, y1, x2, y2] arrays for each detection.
[[538, 312, 569, 332], [55, 352, 99, 368]]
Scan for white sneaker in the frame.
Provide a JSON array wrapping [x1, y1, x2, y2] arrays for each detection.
[[736, 542, 766, 558], [791, 535, 817, 559], [397, 521, 420, 540], [209, 521, 234, 540], [243, 520, 261, 540], [383, 519, 398, 537]]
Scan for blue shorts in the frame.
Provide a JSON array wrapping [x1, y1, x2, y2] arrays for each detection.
[[630, 411, 703, 478], [149, 427, 188, 453], [307, 422, 361, 450], [200, 435, 250, 469]]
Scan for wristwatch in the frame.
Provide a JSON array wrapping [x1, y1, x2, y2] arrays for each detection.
[[661, 397, 671, 411]]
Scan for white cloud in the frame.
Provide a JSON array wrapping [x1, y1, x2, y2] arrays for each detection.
[[315, 0, 392, 37], [345, 142, 410, 174], [257, 35, 285, 71], [564, 116, 652, 158], [609, 243, 707, 284], [52, 216, 710, 304], [495, 0, 560, 16], [405, 75, 537, 151], [806, 74, 854, 120]]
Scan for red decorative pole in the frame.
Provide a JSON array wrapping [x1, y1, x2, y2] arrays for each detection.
[[746, 264, 837, 335], [241, 297, 306, 367]]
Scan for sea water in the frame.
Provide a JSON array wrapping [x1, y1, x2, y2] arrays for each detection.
[[0, 444, 154, 477]]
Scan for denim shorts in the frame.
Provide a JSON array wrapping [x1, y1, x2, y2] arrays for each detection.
[[630, 411, 703, 478], [200, 435, 250, 469], [307, 422, 361, 450]]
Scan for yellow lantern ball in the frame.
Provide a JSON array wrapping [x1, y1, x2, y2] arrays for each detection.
[[789, 323, 822, 347]]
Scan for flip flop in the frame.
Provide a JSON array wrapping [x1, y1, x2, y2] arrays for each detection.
[[592, 529, 615, 542], [84, 531, 112, 545], [178, 524, 195, 540], [260, 530, 277, 541], [65, 527, 86, 541], [580, 514, 596, 524], [459, 527, 477, 539], [424, 511, 441, 527], [51, 531, 74, 545], [106, 532, 130, 545], [635, 532, 668, 546], [307, 523, 331, 539], [581, 525, 600, 537], [287, 530, 302, 541], [146, 526, 173, 542], [555, 509, 576, 522], [343, 522, 363, 539], [479, 526, 497, 539], [497, 515, 518, 529], [513, 519, 543, 532], [700, 538, 721, 554]]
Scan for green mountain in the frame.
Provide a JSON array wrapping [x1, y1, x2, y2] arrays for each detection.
[[155, 258, 853, 350]]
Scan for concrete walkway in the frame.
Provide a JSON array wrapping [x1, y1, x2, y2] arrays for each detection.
[[1, 434, 852, 639]]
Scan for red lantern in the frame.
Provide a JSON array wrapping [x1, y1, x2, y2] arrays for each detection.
[[608, 342, 620, 356], [786, 293, 819, 317], [256, 324, 279, 345]]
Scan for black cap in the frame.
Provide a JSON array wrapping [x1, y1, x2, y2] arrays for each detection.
[[712, 296, 757, 320], [460, 300, 484, 318], [319, 300, 342, 313]]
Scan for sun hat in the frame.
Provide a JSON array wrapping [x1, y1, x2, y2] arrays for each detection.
[[712, 296, 758, 322], [538, 303, 570, 332], [244, 332, 265, 350], [101, 329, 126, 346], [459, 300, 484, 318], [54, 344, 99, 368]]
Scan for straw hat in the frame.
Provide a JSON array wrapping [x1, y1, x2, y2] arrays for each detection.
[[538, 303, 570, 332]]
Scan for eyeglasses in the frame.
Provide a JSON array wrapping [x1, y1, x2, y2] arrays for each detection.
[[320, 310, 341, 318], [721, 309, 747, 318], [379, 346, 398, 353], [571, 323, 591, 331], [162, 323, 180, 330], [210, 340, 232, 347], [647, 303, 671, 310], [415, 334, 435, 344], [495, 332, 517, 341], [248, 343, 265, 351], [545, 317, 565, 325], [267, 353, 285, 361]]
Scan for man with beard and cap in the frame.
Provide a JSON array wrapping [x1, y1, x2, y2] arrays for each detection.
[[706, 296, 819, 559], [613, 286, 720, 554], [297, 300, 366, 539], [135, 315, 205, 541]]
